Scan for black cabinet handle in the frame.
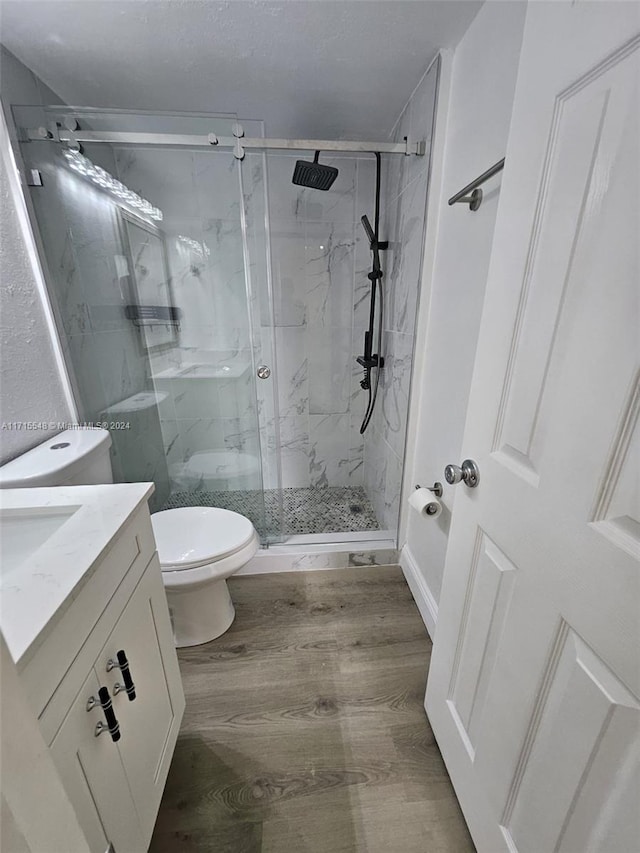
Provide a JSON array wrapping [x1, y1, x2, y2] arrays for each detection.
[[108, 649, 137, 701], [116, 649, 136, 701], [95, 686, 121, 742]]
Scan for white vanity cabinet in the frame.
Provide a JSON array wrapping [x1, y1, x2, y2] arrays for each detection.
[[49, 669, 146, 853], [13, 490, 185, 853], [98, 556, 180, 842]]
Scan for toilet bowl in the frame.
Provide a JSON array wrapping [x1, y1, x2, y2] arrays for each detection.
[[151, 506, 259, 647], [0, 428, 259, 648]]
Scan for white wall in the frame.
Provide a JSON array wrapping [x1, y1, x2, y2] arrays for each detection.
[[402, 2, 526, 611], [0, 48, 75, 464]]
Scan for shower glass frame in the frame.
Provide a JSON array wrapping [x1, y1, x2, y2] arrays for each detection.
[[13, 105, 284, 542], [12, 101, 433, 549]]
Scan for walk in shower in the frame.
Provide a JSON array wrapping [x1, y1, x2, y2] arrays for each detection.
[[13, 64, 437, 547]]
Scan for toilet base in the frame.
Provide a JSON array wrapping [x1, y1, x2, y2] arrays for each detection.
[[166, 578, 235, 647]]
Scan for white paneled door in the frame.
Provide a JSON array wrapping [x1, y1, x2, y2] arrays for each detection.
[[425, 3, 640, 852]]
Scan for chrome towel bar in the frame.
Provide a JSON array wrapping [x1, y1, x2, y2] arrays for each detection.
[[448, 157, 505, 211]]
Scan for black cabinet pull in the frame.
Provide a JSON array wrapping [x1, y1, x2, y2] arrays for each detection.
[[95, 686, 121, 742], [116, 649, 136, 701], [109, 649, 137, 701]]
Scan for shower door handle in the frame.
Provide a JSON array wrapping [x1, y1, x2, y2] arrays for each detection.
[[257, 365, 271, 380]]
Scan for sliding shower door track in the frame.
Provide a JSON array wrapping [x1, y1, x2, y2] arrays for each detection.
[[23, 124, 426, 159]]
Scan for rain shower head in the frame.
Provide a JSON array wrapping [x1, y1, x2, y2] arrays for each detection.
[[292, 151, 338, 191]]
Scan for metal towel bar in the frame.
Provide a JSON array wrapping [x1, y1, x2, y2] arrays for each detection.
[[448, 157, 506, 211]]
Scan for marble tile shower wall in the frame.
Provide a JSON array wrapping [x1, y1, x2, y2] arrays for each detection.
[[261, 152, 377, 490], [363, 62, 438, 530], [19, 132, 170, 509]]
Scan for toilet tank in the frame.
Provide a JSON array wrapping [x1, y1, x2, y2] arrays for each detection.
[[0, 428, 113, 489]]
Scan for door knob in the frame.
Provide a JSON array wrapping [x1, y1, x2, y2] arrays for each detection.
[[257, 365, 271, 379], [444, 459, 480, 488]]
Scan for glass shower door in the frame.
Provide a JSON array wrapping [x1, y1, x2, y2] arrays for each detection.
[[14, 106, 282, 541]]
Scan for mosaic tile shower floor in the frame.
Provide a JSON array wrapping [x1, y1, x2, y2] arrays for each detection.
[[161, 486, 381, 536]]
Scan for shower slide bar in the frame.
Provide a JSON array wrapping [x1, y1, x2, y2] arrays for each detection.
[[448, 156, 505, 211], [24, 122, 427, 159]]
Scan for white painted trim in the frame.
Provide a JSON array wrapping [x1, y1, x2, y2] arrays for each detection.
[[398, 49, 454, 548], [399, 544, 438, 640], [0, 110, 78, 422]]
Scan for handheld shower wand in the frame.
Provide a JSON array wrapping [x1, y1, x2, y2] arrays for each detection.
[[361, 214, 375, 244]]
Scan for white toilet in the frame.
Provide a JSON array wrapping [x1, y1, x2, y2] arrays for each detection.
[[0, 427, 258, 646], [151, 506, 258, 647]]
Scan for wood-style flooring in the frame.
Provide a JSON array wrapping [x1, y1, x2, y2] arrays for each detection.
[[150, 566, 475, 853]]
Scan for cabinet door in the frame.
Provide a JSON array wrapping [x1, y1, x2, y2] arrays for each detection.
[[99, 555, 185, 845], [49, 669, 144, 853]]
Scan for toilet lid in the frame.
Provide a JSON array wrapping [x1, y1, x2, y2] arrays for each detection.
[[151, 507, 256, 570]]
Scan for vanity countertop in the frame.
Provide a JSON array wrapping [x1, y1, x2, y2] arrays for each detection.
[[0, 482, 154, 665]]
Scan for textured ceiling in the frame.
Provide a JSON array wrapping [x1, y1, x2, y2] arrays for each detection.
[[0, 0, 482, 139]]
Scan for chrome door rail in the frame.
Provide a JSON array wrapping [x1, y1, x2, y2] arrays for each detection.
[[23, 123, 426, 159]]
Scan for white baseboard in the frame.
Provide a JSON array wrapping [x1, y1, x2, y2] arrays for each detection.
[[399, 544, 438, 641]]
